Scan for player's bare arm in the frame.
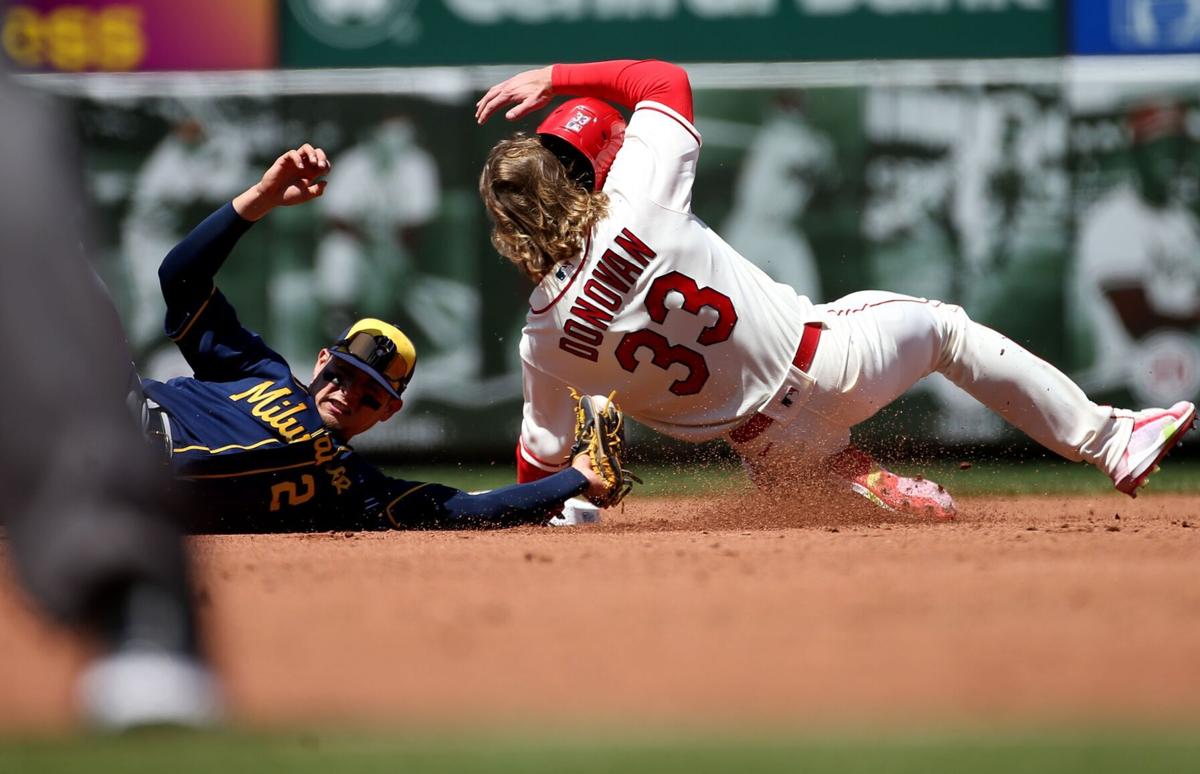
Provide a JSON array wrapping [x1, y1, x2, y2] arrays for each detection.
[[475, 66, 554, 124], [232, 143, 331, 221]]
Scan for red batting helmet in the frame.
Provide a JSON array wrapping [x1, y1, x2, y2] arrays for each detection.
[[537, 98, 626, 191]]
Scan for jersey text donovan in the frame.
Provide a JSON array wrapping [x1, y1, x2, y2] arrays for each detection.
[[560, 228, 658, 362]]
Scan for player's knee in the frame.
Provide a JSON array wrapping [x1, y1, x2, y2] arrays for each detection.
[[930, 300, 970, 327], [928, 300, 973, 362]]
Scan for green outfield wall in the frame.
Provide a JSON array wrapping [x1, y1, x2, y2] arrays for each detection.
[[55, 66, 1200, 456], [11, 1, 1200, 456], [281, 0, 1063, 66]]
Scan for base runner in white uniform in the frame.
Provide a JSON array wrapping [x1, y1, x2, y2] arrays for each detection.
[[475, 59, 1195, 518]]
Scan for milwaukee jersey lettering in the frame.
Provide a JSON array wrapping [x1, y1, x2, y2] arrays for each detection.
[[142, 280, 448, 532]]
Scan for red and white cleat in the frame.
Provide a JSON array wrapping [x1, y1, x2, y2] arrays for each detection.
[[1111, 400, 1196, 497], [827, 447, 957, 520]]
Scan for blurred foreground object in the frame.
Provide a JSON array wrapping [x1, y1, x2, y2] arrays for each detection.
[[0, 58, 219, 729]]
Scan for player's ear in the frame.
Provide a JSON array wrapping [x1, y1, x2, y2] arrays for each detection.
[[382, 397, 404, 421], [313, 349, 332, 380]]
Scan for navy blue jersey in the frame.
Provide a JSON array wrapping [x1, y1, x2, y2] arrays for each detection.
[[144, 204, 586, 533]]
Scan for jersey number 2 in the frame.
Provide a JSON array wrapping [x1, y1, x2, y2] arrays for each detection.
[[614, 271, 737, 396], [270, 474, 315, 512]]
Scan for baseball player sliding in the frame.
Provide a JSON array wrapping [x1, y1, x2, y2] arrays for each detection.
[[143, 144, 629, 532], [475, 59, 1196, 518]]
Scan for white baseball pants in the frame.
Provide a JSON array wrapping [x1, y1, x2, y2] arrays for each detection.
[[731, 291, 1130, 474]]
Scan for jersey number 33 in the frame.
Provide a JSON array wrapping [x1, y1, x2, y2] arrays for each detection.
[[614, 271, 738, 396]]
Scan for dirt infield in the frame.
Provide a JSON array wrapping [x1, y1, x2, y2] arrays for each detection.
[[3, 493, 1199, 730]]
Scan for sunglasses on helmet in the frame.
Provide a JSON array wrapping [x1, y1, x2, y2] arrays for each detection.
[[318, 360, 387, 411], [328, 329, 413, 396]]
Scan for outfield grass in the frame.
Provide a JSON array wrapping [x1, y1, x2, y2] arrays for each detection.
[[2, 729, 1199, 774], [385, 457, 1200, 498]]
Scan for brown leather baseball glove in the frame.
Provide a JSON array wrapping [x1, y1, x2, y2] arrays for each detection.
[[569, 389, 640, 508]]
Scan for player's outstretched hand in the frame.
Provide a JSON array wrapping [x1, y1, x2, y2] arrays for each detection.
[[475, 66, 554, 125], [233, 143, 331, 221]]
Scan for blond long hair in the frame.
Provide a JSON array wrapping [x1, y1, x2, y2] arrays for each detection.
[[479, 134, 609, 282]]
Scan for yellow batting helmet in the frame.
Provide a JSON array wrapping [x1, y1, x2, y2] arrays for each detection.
[[328, 318, 417, 399]]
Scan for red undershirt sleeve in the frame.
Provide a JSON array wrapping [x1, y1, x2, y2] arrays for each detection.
[[552, 59, 694, 123], [516, 440, 559, 483]]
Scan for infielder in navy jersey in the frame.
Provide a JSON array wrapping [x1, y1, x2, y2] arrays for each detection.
[[146, 144, 614, 533]]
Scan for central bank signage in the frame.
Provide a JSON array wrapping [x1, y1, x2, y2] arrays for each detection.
[[283, 0, 1062, 67], [439, 0, 1050, 23]]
